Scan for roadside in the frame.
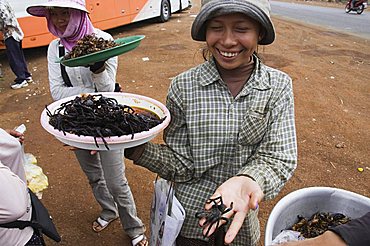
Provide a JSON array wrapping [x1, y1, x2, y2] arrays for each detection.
[[276, 0, 347, 8], [0, 0, 369, 245]]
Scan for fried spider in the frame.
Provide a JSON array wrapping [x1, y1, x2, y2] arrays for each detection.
[[63, 34, 118, 60], [46, 94, 166, 150], [291, 212, 351, 238], [195, 196, 233, 238]]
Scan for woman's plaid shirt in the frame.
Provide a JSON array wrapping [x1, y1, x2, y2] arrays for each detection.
[[136, 56, 297, 245]]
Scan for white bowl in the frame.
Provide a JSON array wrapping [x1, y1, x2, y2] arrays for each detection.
[[265, 187, 370, 246], [40, 92, 171, 150]]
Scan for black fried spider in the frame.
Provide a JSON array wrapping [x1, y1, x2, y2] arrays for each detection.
[[195, 196, 233, 238]]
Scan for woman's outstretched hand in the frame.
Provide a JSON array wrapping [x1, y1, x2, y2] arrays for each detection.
[[198, 176, 264, 244]]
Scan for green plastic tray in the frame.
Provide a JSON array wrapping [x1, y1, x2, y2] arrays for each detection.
[[58, 35, 145, 67]]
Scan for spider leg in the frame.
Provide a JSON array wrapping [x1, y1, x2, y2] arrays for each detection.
[[94, 136, 99, 148], [219, 216, 229, 225], [204, 218, 220, 238], [221, 202, 233, 215], [206, 196, 222, 205], [101, 136, 109, 150]]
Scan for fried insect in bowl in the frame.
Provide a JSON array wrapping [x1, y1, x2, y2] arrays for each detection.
[[63, 34, 118, 60], [290, 212, 351, 238], [58, 35, 145, 67], [40, 92, 170, 150], [264, 187, 370, 245]]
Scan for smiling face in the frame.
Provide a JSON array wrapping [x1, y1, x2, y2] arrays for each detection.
[[205, 13, 261, 70], [49, 7, 71, 32]]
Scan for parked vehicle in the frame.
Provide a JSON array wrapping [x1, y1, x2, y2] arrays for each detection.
[[0, 0, 191, 49], [345, 0, 366, 14]]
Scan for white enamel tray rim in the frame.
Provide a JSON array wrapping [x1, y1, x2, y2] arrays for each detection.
[[40, 92, 170, 150]]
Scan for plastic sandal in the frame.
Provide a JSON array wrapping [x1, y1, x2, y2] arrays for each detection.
[[92, 217, 117, 233], [131, 234, 148, 246]]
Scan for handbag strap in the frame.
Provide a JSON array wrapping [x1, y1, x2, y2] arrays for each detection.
[[153, 175, 175, 216], [0, 189, 40, 230], [58, 44, 73, 87], [166, 181, 175, 216], [0, 220, 40, 230]]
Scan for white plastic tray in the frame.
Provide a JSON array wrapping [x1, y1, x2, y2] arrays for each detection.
[[40, 92, 170, 150]]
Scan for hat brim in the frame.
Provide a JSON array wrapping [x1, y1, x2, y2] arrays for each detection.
[[27, 2, 88, 17], [191, 1, 275, 45]]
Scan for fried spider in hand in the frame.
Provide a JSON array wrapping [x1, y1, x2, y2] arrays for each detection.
[[195, 196, 233, 238]]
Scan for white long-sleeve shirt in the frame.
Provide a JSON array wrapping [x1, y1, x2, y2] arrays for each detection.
[[0, 161, 33, 246], [47, 28, 118, 101], [0, 128, 26, 183]]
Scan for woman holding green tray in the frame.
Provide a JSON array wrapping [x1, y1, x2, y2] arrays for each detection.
[[26, 0, 147, 245]]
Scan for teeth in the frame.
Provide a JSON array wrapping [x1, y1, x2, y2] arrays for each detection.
[[220, 51, 238, 57]]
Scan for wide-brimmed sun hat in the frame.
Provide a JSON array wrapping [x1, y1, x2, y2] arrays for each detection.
[[191, 0, 275, 45], [27, 0, 88, 17]]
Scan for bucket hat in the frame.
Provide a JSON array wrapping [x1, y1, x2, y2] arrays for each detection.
[[191, 0, 275, 45], [27, 0, 88, 17]]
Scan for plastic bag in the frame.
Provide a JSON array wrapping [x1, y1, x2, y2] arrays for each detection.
[[150, 178, 185, 246], [271, 230, 305, 245], [23, 153, 49, 198], [14, 124, 48, 198]]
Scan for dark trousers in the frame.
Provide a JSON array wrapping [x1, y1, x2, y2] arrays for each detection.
[[176, 232, 225, 246], [5, 37, 31, 83]]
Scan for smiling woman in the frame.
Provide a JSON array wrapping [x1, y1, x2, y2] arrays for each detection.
[[204, 13, 261, 95], [123, 0, 297, 245]]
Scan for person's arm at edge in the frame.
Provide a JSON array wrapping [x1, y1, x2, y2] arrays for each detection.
[[125, 75, 195, 182], [278, 231, 346, 246], [279, 212, 370, 246], [0, 161, 28, 223]]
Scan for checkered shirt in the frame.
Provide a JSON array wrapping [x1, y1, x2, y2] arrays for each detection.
[[136, 56, 297, 245]]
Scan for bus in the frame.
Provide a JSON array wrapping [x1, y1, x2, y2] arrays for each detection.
[[1, 0, 190, 49]]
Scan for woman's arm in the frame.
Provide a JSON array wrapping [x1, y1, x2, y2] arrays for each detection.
[[126, 76, 195, 182], [47, 39, 94, 101], [90, 55, 117, 92], [0, 162, 28, 223], [280, 212, 370, 246], [279, 231, 346, 246]]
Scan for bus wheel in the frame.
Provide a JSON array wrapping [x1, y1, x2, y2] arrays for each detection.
[[159, 0, 170, 22]]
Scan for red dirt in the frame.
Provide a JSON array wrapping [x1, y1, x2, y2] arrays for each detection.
[[0, 0, 369, 245]]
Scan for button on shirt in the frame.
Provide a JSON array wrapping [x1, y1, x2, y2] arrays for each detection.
[[0, 1, 23, 41], [136, 56, 297, 245]]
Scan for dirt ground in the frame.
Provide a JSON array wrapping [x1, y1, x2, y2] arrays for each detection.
[[0, 0, 369, 245]]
